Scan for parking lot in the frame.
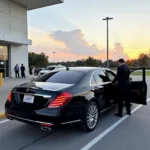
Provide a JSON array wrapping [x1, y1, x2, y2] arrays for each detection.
[[0, 77, 150, 150]]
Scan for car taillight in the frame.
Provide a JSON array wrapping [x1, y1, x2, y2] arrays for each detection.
[[48, 92, 72, 108], [7, 91, 12, 102], [41, 123, 53, 127]]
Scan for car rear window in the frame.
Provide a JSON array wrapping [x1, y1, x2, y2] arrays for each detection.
[[34, 71, 84, 84], [45, 67, 55, 71]]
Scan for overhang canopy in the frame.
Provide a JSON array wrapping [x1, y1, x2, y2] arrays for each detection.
[[12, 0, 63, 10], [0, 34, 32, 46]]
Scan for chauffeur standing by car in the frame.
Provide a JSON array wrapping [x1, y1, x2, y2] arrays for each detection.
[[113, 58, 131, 117]]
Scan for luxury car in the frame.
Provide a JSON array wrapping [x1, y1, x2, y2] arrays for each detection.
[[5, 67, 147, 132], [39, 65, 66, 76]]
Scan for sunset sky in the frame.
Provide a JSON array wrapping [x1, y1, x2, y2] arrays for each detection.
[[28, 0, 150, 62]]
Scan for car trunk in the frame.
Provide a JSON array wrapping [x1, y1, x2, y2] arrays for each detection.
[[11, 82, 73, 110]]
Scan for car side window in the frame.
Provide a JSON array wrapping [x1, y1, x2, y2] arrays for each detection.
[[93, 70, 108, 84], [48, 67, 55, 70], [91, 76, 97, 85], [105, 71, 116, 81]]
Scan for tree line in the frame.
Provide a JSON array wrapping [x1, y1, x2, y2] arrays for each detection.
[[29, 52, 150, 68]]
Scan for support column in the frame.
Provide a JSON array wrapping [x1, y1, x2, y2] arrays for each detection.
[[9, 45, 28, 78]]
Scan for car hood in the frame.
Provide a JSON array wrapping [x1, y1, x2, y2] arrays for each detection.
[[17, 82, 74, 92]]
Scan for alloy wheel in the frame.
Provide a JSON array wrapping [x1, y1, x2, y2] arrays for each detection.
[[86, 103, 98, 130]]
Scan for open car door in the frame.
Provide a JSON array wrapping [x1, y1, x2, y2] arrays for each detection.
[[129, 67, 147, 105]]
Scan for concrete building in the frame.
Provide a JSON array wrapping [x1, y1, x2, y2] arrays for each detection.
[[0, 0, 63, 77]]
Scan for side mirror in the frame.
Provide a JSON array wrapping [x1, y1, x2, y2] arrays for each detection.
[[129, 77, 132, 81]]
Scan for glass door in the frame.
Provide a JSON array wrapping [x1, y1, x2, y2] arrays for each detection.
[[0, 45, 8, 77]]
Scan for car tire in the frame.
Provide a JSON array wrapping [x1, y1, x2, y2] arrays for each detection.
[[82, 101, 99, 132]]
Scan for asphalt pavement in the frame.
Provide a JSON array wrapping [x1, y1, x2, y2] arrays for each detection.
[[0, 77, 150, 150]]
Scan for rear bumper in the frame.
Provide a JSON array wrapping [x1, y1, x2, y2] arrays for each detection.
[[6, 114, 54, 127], [5, 102, 85, 126], [5, 102, 62, 126]]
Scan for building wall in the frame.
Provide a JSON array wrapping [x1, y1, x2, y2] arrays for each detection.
[[10, 45, 28, 77], [0, 0, 28, 40], [0, 0, 29, 77]]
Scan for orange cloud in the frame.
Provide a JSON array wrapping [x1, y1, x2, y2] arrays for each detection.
[[29, 27, 129, 62]]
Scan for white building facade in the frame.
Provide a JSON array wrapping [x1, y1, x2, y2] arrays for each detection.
[[0, 0, 63, 77]]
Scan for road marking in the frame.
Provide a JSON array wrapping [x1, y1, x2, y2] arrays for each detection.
[[0, 119, 9, 124], [81, 97, 150, 150]]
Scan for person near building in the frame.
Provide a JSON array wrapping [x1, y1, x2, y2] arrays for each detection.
[[14, 64, 20, 78], [29, 66, 32, 75], [113, 58, 131, 117], [21, 64, 26, 78]]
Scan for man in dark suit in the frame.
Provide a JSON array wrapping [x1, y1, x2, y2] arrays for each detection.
[[113, 58, 131, 117], [21, 64, 26, 78]]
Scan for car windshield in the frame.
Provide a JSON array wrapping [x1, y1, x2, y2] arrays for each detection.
[[34, 70, 84, 84], [45, 67, 55, 71]]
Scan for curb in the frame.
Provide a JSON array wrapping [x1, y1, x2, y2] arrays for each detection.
[[0, 113, 5, 119]]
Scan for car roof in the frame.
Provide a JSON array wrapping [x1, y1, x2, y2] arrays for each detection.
[[66, 67, 110, 72], [46, 65, 65, 68], [40, 67, 112, 74]]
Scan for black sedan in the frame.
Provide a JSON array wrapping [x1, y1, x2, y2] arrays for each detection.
[[5, 67, 147, 132]]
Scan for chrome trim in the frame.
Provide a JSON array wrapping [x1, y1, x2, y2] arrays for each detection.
[[90, 82, 112, 87], [61, 119, 81, 125], [13, 91, 32, 95], [89, 70, 98, 86], [9, 114, 82, 126], [8, 114, 54, 126], [12, 92, 51, 99], [34, 94, 51, 99]]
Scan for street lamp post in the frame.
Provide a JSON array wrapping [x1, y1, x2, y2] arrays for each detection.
[[102, 17, 113, 68], [53, 52, 56, 63]]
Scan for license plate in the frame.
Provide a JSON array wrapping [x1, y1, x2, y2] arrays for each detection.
[[23, 95, 34, 104]]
